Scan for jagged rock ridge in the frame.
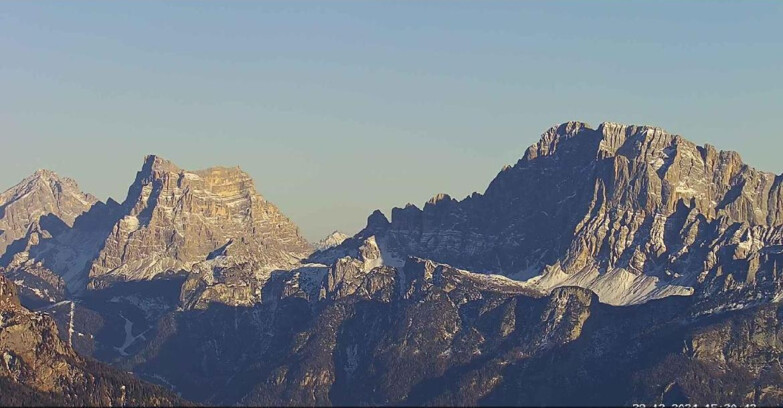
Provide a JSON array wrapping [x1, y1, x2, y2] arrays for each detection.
[[0, 156, 313, 299], [2, 122, 783, 407], [0, 169, 97, 257], [113, 235, 783, 406], [320, 121, 783, 306], [0, 170, 104, 304]]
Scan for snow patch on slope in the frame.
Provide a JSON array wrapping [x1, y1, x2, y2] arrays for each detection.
[[114, 313, 150, 356], [527, 264, 694, 305]]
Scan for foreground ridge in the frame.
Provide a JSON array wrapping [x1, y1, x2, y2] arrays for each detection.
[[0, 275, 187, 406]]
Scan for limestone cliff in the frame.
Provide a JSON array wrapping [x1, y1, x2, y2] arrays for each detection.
[[86, 155, 312, 288], [321, 122, 783, 306], [0, 169, 97, 258]]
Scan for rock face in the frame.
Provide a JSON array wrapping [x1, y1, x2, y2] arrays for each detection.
[[179, 258, 264, 310], [0, 156, 312, 298], [87, 156, 312, 288], [0, 170, 105, 304], [2, 198, 125, 301], [321, 122, 783, 306], [0, 169, 97, 258], [0, 155, 316, 357], [4, 122, 783, 407], [89, 156, 311, 287], [0, 275, 186, 406]]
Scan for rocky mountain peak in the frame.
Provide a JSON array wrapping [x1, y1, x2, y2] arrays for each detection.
[[522, 121, 685, 164], [88, 155, 312, 288], [141, 154, 180, 174], [365, 210, 391, 232], [5, 121, 783, 406], [521, 121, 591, 161], [595, 121, 675, 156], [425, 193, 453, 206], [1, 169, 95, 206], [326, 121, 783, 307], [314, 231, 350, 251], [0, 169, 97, 256], [127, 155, 263, 209], [31, 168, 59, 180]]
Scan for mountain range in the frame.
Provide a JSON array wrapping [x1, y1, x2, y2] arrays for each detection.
[[2, 121, 783, 406]]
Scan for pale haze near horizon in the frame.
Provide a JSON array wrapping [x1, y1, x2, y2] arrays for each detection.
[[1, 1, 781, 241]]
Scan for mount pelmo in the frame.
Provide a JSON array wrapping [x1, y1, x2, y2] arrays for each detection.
[[88, 155, 312, 288]]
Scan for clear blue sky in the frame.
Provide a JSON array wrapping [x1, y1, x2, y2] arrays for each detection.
[[1, 1, 781, 241]]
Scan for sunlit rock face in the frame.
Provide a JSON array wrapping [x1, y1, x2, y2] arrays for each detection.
[[88, 155, 312, 288], [321, 122, 783, 306], [0, 169, 97, 257]]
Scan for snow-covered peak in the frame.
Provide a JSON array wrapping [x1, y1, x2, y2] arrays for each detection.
[[314, 231, 350, 251]]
